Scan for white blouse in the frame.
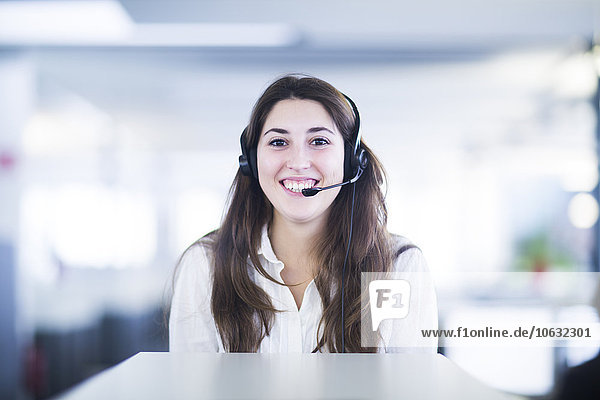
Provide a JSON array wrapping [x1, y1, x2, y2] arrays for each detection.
[[169, 225, 438, 353]]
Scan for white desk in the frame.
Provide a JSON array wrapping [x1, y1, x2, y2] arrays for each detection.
[[58, 352, 524, 400]]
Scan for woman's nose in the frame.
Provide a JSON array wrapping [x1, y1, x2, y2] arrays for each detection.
[[286, 143, 311, 170]]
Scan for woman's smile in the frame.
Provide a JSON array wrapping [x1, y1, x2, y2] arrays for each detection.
[[280, 178, 318, 195]]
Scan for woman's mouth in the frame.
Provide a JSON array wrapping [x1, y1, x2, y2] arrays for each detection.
[[280, 179, 318, 194]]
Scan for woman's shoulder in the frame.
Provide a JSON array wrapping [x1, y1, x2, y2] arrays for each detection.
[[389, 233, 427, 273], [390, 233, 421, 255], [175, 231, 217, 280]]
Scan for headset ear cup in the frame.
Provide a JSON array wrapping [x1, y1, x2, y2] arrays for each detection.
[[239, 127, 256, 178], [239, 154, 252, 177], [249, 147, 258, 179], [356, 148, 368, 170], [347, 148, 368, 180]]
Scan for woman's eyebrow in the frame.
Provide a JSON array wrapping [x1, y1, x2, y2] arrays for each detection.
[[263, 126, 335, 136], [307, 126, 335, 134], [263, 128, 288, 136]]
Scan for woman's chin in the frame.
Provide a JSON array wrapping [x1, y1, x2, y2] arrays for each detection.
[[275, 208, 328, 226]]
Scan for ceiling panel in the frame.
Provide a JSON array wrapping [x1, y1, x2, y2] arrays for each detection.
[[119, 0, 596, 49]]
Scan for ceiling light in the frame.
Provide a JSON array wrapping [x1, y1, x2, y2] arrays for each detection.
[[128, 23, 301, 47], [0, 1, 299, 47], [0, 0, 133, 45]]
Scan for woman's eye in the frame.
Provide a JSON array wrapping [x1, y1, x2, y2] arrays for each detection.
[[311, 137, 329, 146], [269, 138, 287, 147]]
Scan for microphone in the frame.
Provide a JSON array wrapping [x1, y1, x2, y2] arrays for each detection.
[[301, 167, 364, 197]]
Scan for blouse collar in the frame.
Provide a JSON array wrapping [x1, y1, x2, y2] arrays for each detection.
[[257, 224, 285, 273]]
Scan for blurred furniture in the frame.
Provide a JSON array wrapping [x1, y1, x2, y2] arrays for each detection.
[[554, 351, 600, 400], [56, 352, 524, 400], [28, 268, 168, 399], [33, 307, 167, 399]]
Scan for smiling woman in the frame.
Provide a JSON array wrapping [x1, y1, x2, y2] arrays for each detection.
[[169, 74, 438, 353]]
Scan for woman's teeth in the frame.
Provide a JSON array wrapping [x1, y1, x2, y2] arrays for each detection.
[[282, 180, 316, 193]]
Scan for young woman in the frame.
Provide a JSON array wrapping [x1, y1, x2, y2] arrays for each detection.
[[169, 74, 437, 353]]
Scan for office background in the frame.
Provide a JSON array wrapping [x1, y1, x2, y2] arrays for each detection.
[[1, 0, 599, 398]]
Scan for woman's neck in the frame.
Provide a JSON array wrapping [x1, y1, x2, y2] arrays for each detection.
[[268, 214, 324, 275]]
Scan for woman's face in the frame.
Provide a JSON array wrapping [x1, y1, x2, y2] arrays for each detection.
[[257, 99, 345, 227]]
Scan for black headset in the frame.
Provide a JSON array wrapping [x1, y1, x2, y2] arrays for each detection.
[[238, 94, 368, 184]]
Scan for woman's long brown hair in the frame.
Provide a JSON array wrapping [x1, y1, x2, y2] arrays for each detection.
[[177, 74, 394, 352]]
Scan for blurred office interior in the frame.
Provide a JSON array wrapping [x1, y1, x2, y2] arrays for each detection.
[[1, 0, 600, 398]]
